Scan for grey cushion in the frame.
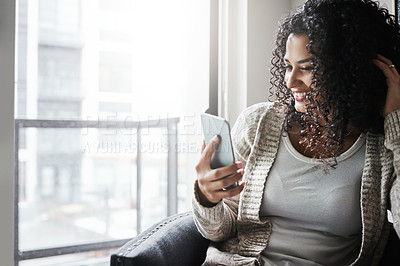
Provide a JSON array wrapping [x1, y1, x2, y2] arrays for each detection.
[[110, 211, 210, 266], [379, 223, 400, 265]]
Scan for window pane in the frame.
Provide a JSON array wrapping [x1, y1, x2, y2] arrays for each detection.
[[16, 0, 209, 263], [38, 46, 82, 103], [16, 0, 209, 120], [140, 128, 168, 230], [99, 51, 132, 93], [18, 127, 137, 251]]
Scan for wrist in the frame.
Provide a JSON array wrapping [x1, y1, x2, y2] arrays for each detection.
[[194, 180, 219, 207]]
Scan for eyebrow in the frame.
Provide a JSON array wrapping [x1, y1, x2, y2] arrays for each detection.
[[284, 57, 312, 64]]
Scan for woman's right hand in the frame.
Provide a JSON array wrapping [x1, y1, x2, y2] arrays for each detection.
[[195, 135, 245, 207]]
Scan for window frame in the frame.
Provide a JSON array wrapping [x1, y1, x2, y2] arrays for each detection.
[[0, 0, 16, 264], [11, 0, 216, 263]]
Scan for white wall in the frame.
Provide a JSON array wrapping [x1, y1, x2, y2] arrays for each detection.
[[223, 0, 295, 124], [246, 0, 292, 108], [0, 0, 15, 264], [381, 0, 395, 14]]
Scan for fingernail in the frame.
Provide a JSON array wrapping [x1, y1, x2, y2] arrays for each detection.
[[236, 161, 244, 168], [212, 135, 220, 141]]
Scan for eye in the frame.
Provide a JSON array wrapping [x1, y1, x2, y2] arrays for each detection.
[[299, 66, 313, 72], [284, 65, 293, 71]]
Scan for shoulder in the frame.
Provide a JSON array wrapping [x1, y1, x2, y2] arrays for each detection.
[[384, 109, 400, 149], [234, 101, 286, 130], [240, 101, 276, 117], [231, 101, 285, 145], [231, 101, 286, 164]]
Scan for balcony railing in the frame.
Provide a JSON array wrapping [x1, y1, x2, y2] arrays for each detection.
[[14, 117, 179, 262]]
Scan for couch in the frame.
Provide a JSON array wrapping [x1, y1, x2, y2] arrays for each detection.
[[110, 212, 209, 265]]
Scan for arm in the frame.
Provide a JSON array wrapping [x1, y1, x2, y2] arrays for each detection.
[[191, 136, 244, 242], [374, 54, 400, 237], [192, 106, 261, 242], [384, 110, 400, 236]]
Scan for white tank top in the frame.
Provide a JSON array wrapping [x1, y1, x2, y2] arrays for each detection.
[[260, 133, 366, 266]]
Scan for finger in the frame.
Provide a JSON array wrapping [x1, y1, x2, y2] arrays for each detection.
[[373, 59, 400, 89], [198, 175, 245, 204], [389, 65, 400, 76], [376, 54, 392, 65], [201, 140, 206, 153], [235, 161, 244, 170], [202, 174, 237, 192], [217, 172, 244, 190], [197, 162, 243, 197], [199, 164, 241, 192], [209, 162, 241, 182], [373, 59, 397, 79], [213, 181, 245, 199], [201, 135, 220, 166], [375, 55, 399, 75]]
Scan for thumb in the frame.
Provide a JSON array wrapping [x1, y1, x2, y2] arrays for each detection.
[[201, 135, 220, 165]]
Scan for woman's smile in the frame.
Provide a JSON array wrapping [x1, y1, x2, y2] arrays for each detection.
[[292, 90, 308, 101]]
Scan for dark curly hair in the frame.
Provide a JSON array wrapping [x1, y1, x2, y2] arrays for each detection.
[[270, 0, 400, 161]]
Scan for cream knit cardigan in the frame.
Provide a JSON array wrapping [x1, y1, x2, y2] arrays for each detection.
[[192, 102, 400, 266]]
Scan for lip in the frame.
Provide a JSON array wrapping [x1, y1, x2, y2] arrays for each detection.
[[292, 90, 308, 101]]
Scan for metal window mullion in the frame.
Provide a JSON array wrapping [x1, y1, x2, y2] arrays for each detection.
[[17, 239, 131, 261], [13, 118, 180, 129], [136, 128, 142, 234], [14, 123, 20, 265], [167, 123, 178, 216], [207, 0, 219, 115]]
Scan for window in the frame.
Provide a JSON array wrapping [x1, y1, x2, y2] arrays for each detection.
[[15, 0, 210, 264]]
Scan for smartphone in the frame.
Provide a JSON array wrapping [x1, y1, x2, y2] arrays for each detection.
[[201, 113, 238, 190]]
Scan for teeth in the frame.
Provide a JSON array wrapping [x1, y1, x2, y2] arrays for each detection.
[[293, 92, 307, 97]]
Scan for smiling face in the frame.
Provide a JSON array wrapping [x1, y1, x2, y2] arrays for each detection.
[[284, 34, 314, 113]]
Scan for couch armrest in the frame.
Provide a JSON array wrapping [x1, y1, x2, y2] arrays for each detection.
[[379, 223, 400, 265], [110, 211, 210, 266]]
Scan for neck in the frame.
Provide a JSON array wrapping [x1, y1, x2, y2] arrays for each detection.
[[287, 122, 361, 159]]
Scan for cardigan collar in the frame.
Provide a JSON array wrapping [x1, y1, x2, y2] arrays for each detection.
[[238, 106, 286, 223]]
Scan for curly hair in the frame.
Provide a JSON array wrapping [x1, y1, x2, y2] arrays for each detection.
[[270, 0, 400, 161]]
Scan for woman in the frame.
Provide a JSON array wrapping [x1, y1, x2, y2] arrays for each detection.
[[193, 0, 400, 265]]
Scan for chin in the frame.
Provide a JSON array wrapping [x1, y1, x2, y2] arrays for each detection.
[[294, 102, 306, 113]]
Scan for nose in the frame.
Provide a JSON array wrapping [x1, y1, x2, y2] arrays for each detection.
[[285, 69, 299, 88]]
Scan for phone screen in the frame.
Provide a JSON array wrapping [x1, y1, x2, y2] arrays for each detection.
[[201, 113, 235, 169], [201, 113, 238, 190]]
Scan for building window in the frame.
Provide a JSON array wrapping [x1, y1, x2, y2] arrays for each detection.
[[16, 0, 210, 264]]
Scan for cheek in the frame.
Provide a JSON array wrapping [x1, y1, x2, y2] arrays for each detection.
[[284, 72, 289, 84], [304, 74, 313, 88]]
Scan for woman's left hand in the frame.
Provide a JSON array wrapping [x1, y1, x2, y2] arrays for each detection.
[[373, 54, 400, 117]]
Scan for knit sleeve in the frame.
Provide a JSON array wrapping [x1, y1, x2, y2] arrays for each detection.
[[191, 102, 272, 242], [384, 109, 400, 237], [192, 182, 240, 242]]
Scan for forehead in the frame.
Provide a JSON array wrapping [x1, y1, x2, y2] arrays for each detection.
[[285, 33, 311, 60]]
